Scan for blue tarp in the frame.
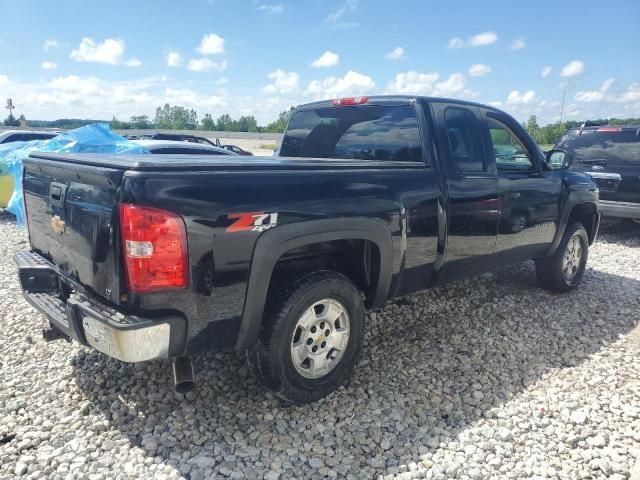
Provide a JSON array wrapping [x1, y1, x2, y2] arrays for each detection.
[[0, 123, 149, 226]]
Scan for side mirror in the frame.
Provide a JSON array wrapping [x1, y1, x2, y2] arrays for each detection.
[[546, 149, 571, 170]]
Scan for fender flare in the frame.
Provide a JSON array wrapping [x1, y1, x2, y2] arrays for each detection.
[[548, 188, 599, 254], [235, 217, 394, 349]]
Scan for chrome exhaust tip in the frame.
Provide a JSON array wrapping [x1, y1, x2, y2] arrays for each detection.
[[172, 357, 195, 394]]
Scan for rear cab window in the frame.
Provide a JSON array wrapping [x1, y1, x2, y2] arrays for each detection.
[[557, 128, 640, 165], [279, 104, 423, 162]]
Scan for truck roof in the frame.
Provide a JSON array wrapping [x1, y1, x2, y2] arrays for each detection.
[[297, 95, 503, 113]]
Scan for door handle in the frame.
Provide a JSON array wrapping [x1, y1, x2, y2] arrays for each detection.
[[49, 182, 67, 208]]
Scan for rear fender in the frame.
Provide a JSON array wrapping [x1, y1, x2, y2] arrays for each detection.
[[235, 218, 393, 350]]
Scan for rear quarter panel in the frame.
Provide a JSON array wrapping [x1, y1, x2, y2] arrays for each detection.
[[121, 164, 441, 351]]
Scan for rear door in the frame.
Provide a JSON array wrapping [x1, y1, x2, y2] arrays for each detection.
[[431, 102, 499, 279], [480, 110, 560, 261]]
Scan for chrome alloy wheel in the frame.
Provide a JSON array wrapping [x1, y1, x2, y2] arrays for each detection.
[[562, 234, 583, 281], [290, 298, 351, 379]]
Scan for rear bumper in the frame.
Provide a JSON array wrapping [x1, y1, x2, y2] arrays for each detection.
[[599, 200, 640, 219], [14, 250, 185, 362]]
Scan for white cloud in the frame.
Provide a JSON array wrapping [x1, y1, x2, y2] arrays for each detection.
[[575, 78, 615, 102], [387, 71, 440, 95], [257, 3, 283, 14], [560, 60, 585, 78], [166, 51, 182, 67], [0, 74, 9, 86], [541, 66, 552, 78], [470, 31, 498, 46], [510, 38, 525, 50], [449, 31, 497, 48], [125, 58, 142, 67], [468, 64, 491, 77], [70, 37, 125, 65], [197, 33, 225, 55], [619, 83, 640, 103], [163, 87, 226, 108], [263, 69, 300, 94], [506, 90, 537, 105], [448, 38, 464, 49], [311, 51, 340, 68], [385, 47, 405, 61], [43, 39, 58, 51], [307, 70, 375, 99], [187, 58, 228, 72], [386, 71, 473, 98], [41, 61, 57, 70], [325, 0, 359, 26]]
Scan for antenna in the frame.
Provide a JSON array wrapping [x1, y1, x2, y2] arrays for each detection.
[[559, 86, 567, 123]]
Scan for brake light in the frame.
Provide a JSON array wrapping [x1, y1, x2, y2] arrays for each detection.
[[331, 96, 368, 106], [119, 204, 189, 293], [596, 127, 623, 132]]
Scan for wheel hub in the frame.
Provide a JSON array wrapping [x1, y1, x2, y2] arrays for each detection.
[[562, 235, 583, 281], [290, 298, 351, 379]]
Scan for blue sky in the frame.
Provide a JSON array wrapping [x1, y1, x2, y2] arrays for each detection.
[[1, 0, 638, 125]]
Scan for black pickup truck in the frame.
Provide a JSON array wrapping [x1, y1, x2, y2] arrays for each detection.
[[552, 125, 640, 221], [15, 96, 600, 403]]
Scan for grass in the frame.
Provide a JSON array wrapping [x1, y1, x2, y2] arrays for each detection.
[[258, 143, 276, 150]]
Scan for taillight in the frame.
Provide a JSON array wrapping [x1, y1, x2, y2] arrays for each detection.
[[119, 204, 189, 293], [596, 127, 623, 132], [331, 96, 368, 106]]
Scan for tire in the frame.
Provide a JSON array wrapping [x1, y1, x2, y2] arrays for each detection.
[[535, 222, 589, 293], [247, 271, 365, 404]]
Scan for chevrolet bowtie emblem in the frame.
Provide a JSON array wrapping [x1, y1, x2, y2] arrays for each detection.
[[50, 215, 66, 234]]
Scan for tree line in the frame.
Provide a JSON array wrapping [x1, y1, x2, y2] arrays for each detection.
[[109, 104, 296, 133], [523, 115, 640, 146]]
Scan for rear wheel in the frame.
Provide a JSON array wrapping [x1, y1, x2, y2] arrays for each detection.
[[536, 222, 589, 293], [247, 271, 365, 404]]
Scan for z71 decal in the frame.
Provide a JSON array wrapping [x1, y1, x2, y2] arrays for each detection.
[[226, 212, 279, 233]]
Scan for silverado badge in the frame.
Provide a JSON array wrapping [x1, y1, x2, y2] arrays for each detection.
[[50, 215, 66, 234]]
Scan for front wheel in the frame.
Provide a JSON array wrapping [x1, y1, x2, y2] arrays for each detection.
[[536, 222, 589, 293], [247, 271, 365, 404]]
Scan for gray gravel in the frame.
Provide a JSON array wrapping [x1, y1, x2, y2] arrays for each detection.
[[1, 212, 639, 480]]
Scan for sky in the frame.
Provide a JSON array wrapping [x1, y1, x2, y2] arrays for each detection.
[[0, 0, 639, 126]]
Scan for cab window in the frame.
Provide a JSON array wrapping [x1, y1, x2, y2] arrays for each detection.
[[443, 107, 486, 173], [487, 117, 535, 173]]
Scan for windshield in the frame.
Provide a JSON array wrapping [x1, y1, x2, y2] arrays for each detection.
[[556, 129, 640, 164], [279, 105, 423, 162]]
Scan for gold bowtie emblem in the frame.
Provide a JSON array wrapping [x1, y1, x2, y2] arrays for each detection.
[[50, 215, 66, 234]]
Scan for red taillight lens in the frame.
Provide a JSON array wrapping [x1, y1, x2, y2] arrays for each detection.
[[596, 127, 623, 132], [119, 204, 189, 293], [331, 96, 369, 106]]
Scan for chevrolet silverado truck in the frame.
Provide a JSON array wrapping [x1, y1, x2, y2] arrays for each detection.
[[550, 124, 640, 222], [15, 96, 600, 404]]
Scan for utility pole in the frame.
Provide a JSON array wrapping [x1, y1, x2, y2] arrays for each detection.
[[559, 86, 567, 123], [5, 98, 15, 117]]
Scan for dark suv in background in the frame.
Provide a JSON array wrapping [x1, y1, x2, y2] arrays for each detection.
[[552, 124, 640, 222]]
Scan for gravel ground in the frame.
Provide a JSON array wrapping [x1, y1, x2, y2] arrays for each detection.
[[1, 213, 639, 480]]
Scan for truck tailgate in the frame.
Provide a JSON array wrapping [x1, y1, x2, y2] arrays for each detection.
[[23, 154, 125, 302]]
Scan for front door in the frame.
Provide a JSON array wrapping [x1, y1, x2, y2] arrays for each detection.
[[431, 103, 499, 280], [480, 110, 560, 262]]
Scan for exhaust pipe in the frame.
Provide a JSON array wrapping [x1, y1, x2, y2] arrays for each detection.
[[172, 357, 195, 394]]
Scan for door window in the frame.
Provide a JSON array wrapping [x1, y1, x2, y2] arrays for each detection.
[[443, 107, 485, 173], [487, 117, 535, 173]]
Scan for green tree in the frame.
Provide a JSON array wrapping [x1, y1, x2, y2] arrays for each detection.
[[215, 113, 233, 131], [4, 113, 20, 127], [154, 104, 198, 130], [201, 113, 215, 130], [264, 107, 295, 133], [236, 115, 258, 132]]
